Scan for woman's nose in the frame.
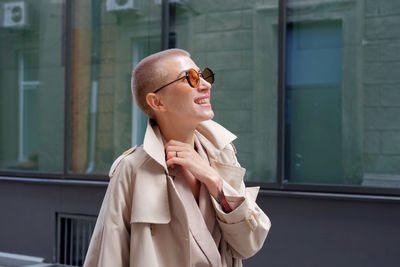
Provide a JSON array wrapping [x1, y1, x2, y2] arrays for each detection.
[[197, 77, 211, 91]]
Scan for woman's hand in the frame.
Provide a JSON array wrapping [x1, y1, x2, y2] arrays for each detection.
[[165, 139, 221, 198]]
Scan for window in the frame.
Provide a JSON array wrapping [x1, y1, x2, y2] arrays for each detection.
[[285, 0, 400, 189], [1, 0, 400, 194], [0, 0, 65, 173], [69, 0, 161, 174]]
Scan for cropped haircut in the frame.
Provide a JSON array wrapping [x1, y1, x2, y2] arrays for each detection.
[[131, 48, 191, 119]]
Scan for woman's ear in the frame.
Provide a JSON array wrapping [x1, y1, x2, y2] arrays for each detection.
[[146, 93, 167, 113]]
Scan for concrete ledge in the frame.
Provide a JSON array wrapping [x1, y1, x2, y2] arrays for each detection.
[[363, 173, 400, 187], [0, 251, 43, 267]]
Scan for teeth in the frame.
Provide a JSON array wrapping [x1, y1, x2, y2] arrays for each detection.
[[195, 98, 209, 104]]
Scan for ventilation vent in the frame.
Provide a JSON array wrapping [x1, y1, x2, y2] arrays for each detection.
[[56, 213, 97, 266]]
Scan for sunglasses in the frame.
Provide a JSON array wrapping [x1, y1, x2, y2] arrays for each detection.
[[153, 67, 214, 94]]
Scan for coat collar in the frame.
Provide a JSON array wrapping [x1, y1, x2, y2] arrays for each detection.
[[143, 120, 168, 172], [195, 120, 237, 151], [143, 119, 237, 171]]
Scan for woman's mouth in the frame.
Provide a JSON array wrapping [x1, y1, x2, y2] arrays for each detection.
[[194, 98, 210, 105]]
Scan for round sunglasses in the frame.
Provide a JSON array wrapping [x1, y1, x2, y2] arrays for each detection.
[[153, 67, 214, 94]]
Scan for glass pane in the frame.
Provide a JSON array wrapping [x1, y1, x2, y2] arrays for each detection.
[[131, 38, 159, 146], [0, 0, 64, 172], [285, 21, 344, 184], [285, 0, 400, 188], [69, 0, 161, 174], [23, 84, 39, 161], [171, 0, 279, 182]]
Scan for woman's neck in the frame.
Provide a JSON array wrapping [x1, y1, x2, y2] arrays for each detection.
[[157, 117, 197, 147]]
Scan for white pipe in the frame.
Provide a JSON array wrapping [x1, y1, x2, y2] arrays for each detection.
[[85, 80, 98, 173], [18, 53, 24, 161]]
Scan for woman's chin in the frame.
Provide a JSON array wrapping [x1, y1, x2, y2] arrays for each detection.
[[200, 110, 214, 121]]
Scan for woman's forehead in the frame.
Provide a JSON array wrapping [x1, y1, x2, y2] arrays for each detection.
[[164, 56, 199, 74]]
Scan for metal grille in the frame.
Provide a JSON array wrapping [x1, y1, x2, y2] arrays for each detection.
[[56, 213, 97, 267]]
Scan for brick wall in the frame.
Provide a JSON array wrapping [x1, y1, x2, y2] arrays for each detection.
[[363, 0, 400, 186]]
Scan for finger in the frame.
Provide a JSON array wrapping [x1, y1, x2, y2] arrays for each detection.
[[165, 145, 190, 154], [166, 157, 186, 168], [166, 151, 177, 160], [166, 150, 192, 161], [173, 151, 191, 160]]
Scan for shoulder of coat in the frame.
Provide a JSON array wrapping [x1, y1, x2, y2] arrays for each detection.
[[108, 145, 142, 178], [123, 146, 137, 155]]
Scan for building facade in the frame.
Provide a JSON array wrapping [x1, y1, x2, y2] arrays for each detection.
[[1, 0, 400, 266]]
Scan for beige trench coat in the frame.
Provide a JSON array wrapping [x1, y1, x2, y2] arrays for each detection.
[[84, 120, 271, 267]]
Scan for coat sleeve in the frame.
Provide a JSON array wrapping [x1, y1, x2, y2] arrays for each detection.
[[83, 155, 134, 267], [211, 145, 271, 259]]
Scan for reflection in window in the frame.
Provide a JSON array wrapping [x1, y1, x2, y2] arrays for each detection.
[[131, 38, 160, 147], [18, 50, 39, 167], [69, 0, 161, 174], [2, 0, 398, 190], [0, 0, 65, 172], [285, 21, 345, 184]]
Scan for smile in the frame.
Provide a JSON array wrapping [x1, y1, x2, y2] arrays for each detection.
[[194, 98, 210, 104]]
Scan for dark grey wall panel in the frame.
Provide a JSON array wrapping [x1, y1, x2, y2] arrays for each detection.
[[1, 180, 400, 267], [245, 194, 400, 267], [0, 180, 106, 262]]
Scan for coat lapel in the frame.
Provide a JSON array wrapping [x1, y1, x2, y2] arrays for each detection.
[[130, 159, 171, 224], [195, 121, 246, 193], [174, 172, 222, 267], [130, 121, 170, 224]]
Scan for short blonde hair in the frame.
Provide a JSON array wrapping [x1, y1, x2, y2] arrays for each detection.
[[131, 48, 191, 118]]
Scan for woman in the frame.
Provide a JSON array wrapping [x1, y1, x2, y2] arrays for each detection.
[[84, 49, 271, 267]]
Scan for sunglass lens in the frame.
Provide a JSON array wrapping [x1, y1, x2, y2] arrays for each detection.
[[188, 68, 200, 88], [202, 68, 214, 85]]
